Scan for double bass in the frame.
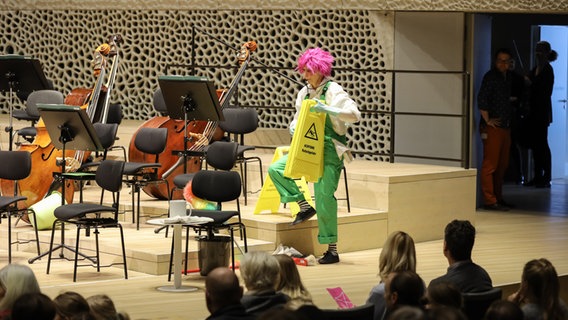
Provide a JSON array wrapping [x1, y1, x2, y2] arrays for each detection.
[[128, 41, 257, 200], [0, 35, 122, 208]]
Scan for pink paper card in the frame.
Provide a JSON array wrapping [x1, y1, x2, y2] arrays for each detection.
[[326, 287, 355, 309]]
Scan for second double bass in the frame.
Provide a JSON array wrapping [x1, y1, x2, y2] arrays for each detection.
[[128, 41, 257, 200]]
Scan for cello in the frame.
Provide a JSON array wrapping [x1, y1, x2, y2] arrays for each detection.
[[128, 41, 257, 200], [0, 35, 122, 208]]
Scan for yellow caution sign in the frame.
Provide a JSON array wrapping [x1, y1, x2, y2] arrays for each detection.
[[254, 146, 314, 216], [284, 99, 326, 182]]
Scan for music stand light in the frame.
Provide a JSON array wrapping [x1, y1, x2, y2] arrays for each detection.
[[28, 104, 103, 264], [0, 55, 50, 150]]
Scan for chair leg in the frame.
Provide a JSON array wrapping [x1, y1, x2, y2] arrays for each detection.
[[168, 232, 175, 282], [7, 211, 12, 264], [118, 224, 128, 279], [94, 228, 101, 272], [239, 161, 247, 206], [184, 227, 190, 275], [30, 209, 41, 255], [46, 220, 59, 274], [73, 225, 81, 282]]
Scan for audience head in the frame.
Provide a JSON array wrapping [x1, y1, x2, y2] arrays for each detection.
[[426, 306, 467, 320], [425, 281, 462, 310], [205, 267, 243, 314], [258, 307, 309, 320], [385, 271, 426, 312], [87, 294, 130, 320], [513, 258, 562, 319], [379, 231, 417, 282], [53, 291, 95, 320], [11, 292, 56, 320], [389, 305, 426, 320], [443, 220, 475, 262], [0, 263, 41, 313], [274, 254, 312, 305], [484, 300, 523, 320], [240, 251, 280, 293]]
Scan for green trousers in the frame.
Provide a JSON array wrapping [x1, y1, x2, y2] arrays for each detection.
[[267, 136, 343, 244]]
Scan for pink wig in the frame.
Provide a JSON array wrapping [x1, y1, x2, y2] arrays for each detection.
[[297, 48, 334, 78]]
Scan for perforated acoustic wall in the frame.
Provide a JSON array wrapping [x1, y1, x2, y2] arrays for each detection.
[[0, 10, 393, 159]]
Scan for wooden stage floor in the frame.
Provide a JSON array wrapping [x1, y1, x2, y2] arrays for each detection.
[[1, 116, 568, 319]]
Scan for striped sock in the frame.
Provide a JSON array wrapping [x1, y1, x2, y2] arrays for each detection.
[[328, 243, 337, 253], [297, 199, 311, 211]]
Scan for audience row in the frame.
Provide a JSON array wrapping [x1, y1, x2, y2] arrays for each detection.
[[1, 219, 566, 320]]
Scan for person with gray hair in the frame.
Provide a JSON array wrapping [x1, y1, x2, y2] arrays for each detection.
[[240, 251, 289, 316], [0, 264, 41, 320]]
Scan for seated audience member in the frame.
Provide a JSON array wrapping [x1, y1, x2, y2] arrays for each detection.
[[425, 306, 467, 320], [383, 271, 426, 320], [53, 291, 95, 320], [258, 307, 309, 320], [428, 220, 492, 293], [0, 264, 41, 320], [389, 306, 425, 320], [424, 281, 462, 310], [240, 251, 289, 317], [11, 292, 56, 320], [87, 294, 130, 320], [274, 254, 313, 309], [366, 231, 417, 320], [205, 267, 255, 320], [484, 300, 523, 320], [508, 258, 568, 320]]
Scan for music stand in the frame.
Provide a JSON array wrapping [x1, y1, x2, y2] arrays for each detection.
[[158, 75, 224, 176], [0, 55, 50, 150], [28, 104, 103, 264]]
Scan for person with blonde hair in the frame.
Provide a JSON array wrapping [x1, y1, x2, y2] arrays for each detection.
[[508, 258, 568, 320], [0, 264, 41, 320], [240, 251, 289, 316], [366, 231, 417, 320], [274, 254, 313, 309], [87, 294, 130, 320]]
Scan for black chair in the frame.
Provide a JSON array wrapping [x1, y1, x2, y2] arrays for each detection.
[[170, 141, 239, 199], [462, 287, 502, 320], [105, 103, 127, 161], [122, 127, 169, 230], [218, 107, 263, 206], [46, 160, 127, 282], [322, 303, 375, 320], [168, 169, 246, 279], [0, 151, 40, 263], [14, 90, 64, 144]]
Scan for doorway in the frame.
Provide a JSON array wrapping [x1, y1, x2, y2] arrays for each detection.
[[535, 25, 568, 180]]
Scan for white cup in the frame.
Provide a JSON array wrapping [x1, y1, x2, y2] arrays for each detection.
[[169, 200, 187, 217]]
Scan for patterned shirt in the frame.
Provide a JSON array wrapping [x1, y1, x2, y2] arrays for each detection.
[[477, 68, 514, 128]]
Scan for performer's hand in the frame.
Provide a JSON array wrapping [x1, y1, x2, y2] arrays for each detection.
[[289, 126, 295, 135], [310, 99, 339, 116]]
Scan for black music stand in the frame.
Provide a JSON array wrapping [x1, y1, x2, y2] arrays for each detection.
[[158, 75, 224, 176], [28, 104, 103, 264], [0, 55, 50, 150]]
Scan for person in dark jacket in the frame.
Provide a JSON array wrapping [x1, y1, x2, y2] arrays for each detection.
[[205, 267, 255, 320]]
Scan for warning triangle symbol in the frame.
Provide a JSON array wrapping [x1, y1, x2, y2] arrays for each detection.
[[304, 123, 318, 141]]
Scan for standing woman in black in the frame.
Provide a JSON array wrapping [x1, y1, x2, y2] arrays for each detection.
[[526, 41, 557, 188]]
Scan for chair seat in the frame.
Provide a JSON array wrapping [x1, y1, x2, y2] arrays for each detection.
[[123, 162, 161, 175], [12, 109, 39, 122], [0, 195, 27, 208], [189, 210, 239, 224], [54, 203, 116, 220], [17, 127, 37, 137], [173, 173, 196, 189]]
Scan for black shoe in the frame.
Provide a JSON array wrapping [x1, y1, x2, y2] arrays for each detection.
[[535, 181, 551, 188], [498, 200, 515, 208], [523, 179, 535, 187], [318, 251, 340, 264], [483, 203, 510, 211], [290, 207, 316, 225]]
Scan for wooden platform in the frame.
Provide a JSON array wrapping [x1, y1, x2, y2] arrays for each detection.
[[1, 116, 568, 319]]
